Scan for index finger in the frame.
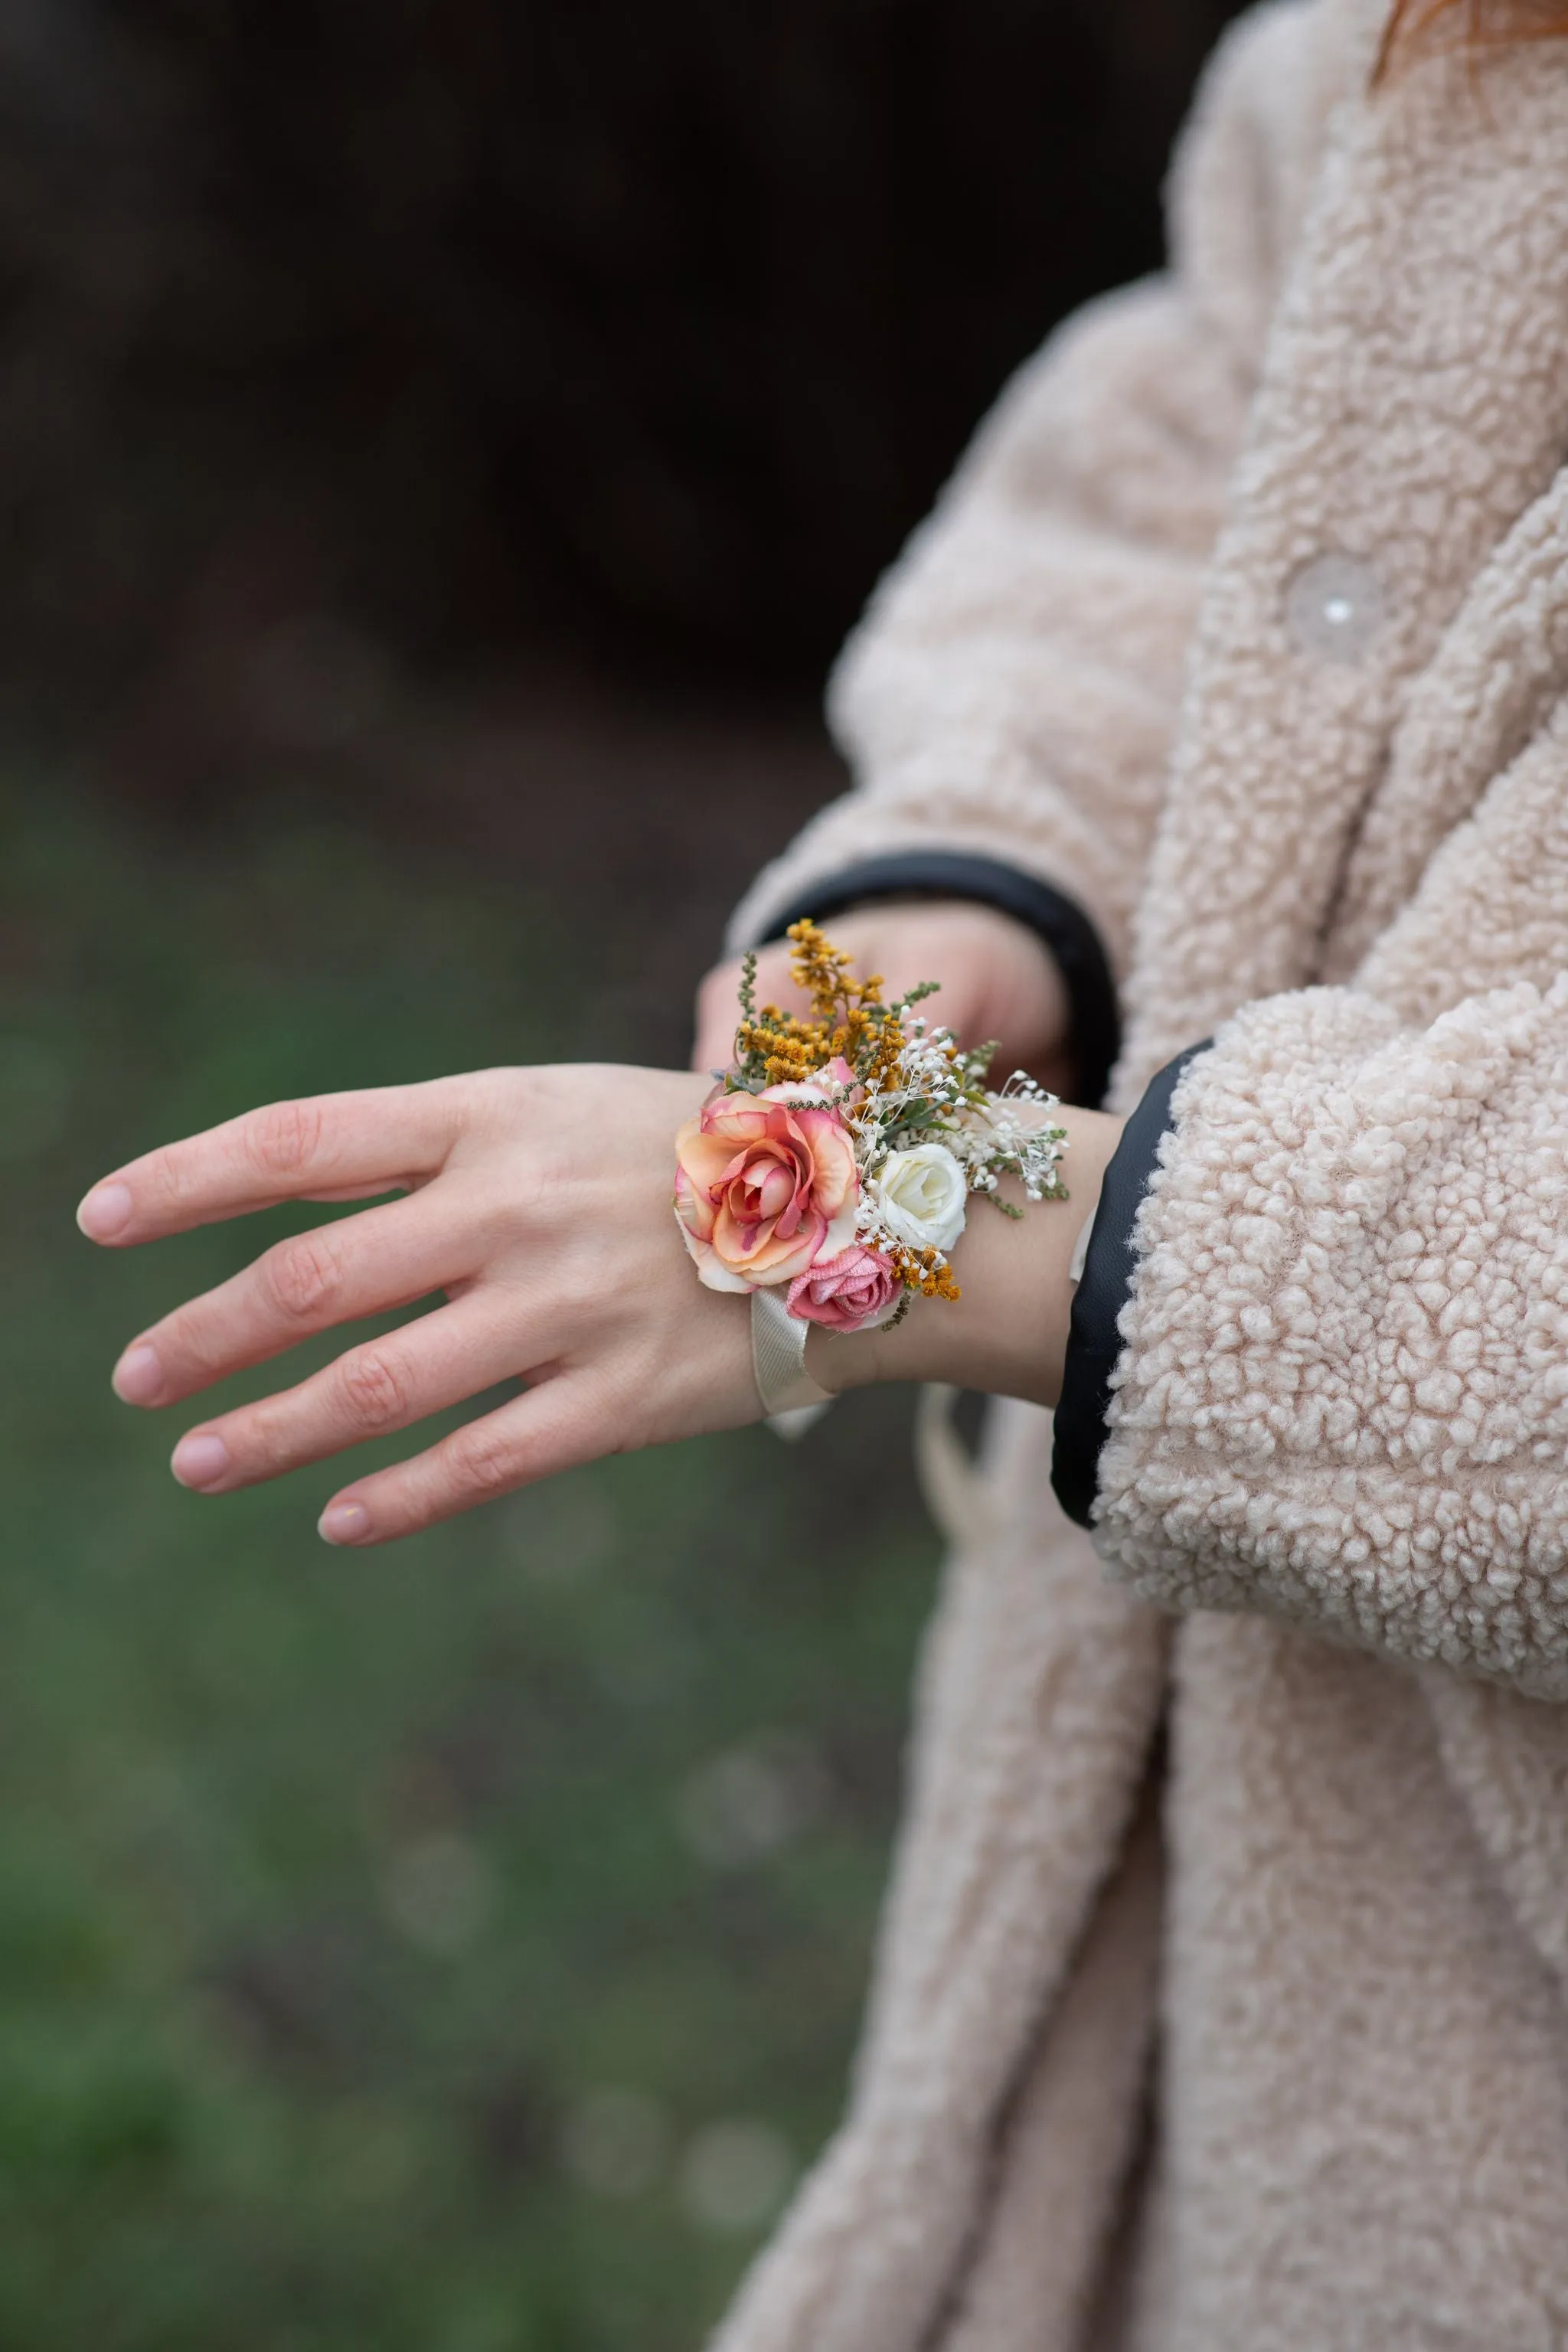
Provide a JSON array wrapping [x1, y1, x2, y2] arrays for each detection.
[[77, 1081, 466, 1246]]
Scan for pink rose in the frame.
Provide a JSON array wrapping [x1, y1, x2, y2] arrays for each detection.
[[786, 1245, 900, 1333], [674, 1092, 859, 1292]]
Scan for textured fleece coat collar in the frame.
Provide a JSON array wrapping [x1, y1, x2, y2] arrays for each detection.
[[717, 4, 1568, 2344], [1123, 0, 1568, 1086]]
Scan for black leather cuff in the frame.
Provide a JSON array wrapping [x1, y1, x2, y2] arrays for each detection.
[[753, 851, 1121, 1108], [1051, 1044, 1210, 1529]]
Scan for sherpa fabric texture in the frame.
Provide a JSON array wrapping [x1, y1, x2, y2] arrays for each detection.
[[716, 3, 1568, 2349], [1097, 980, 1568, 1697]]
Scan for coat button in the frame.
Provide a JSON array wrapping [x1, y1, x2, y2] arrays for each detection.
[[1284, 552, 1387, 662]]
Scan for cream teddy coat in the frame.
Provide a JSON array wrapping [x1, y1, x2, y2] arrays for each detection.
[[715, 3, 1568, 2347]]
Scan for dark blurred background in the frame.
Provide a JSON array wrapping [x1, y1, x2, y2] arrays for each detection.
[[0, 5, 1243, 2347]]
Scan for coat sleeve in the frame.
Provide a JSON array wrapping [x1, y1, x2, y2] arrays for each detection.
[[1091, 965, 1568, 1703], [725, 0, 1334, 985]]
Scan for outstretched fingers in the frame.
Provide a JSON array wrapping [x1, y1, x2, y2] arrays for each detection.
[[314, 1374, 626, 1546], [165, 1290, 552, 1496], [77, 1082, 470, 1246], [111, 1187, 476, 1409]]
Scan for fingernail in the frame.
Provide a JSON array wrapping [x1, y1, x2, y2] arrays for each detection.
[[113, 1344, 164, 1405], [172, 1432, 230, 1490], [318, 1501, 371, 1547], [77, 1182, 133, 1240]]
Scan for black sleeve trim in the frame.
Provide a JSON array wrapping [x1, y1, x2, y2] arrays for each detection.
[[753, 852, 1122, 1108], [1051, 1043, 1211, 1530]]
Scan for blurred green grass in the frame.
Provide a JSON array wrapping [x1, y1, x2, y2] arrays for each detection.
[[0, 779, 937, 2351]]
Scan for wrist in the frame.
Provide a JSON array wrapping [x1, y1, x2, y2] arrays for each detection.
[[805, 1105, 1123, 1410]]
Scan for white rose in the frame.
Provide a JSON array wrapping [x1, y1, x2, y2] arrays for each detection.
[[873, 1141, 968, 1253]]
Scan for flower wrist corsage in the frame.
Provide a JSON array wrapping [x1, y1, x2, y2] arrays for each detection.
[[674, 920, 1070, 1424]]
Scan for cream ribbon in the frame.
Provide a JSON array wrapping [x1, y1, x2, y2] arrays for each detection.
[[751, 1286, 835, 1438]]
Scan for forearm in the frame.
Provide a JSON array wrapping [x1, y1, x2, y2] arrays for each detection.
[[805, 1105, 1123, 1410]]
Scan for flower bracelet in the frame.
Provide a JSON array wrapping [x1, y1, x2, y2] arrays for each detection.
[[674, 920, 1070, 1427]]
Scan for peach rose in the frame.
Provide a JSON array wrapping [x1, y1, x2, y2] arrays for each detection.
[[786, 1245, 899, 1332], [675, 1091, 858, 1292]]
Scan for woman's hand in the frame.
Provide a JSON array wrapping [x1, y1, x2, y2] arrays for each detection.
[[694, 901, 1075, 1096], [78, 1051, 1121, 1547], [77, 1067, 756, 1547]]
